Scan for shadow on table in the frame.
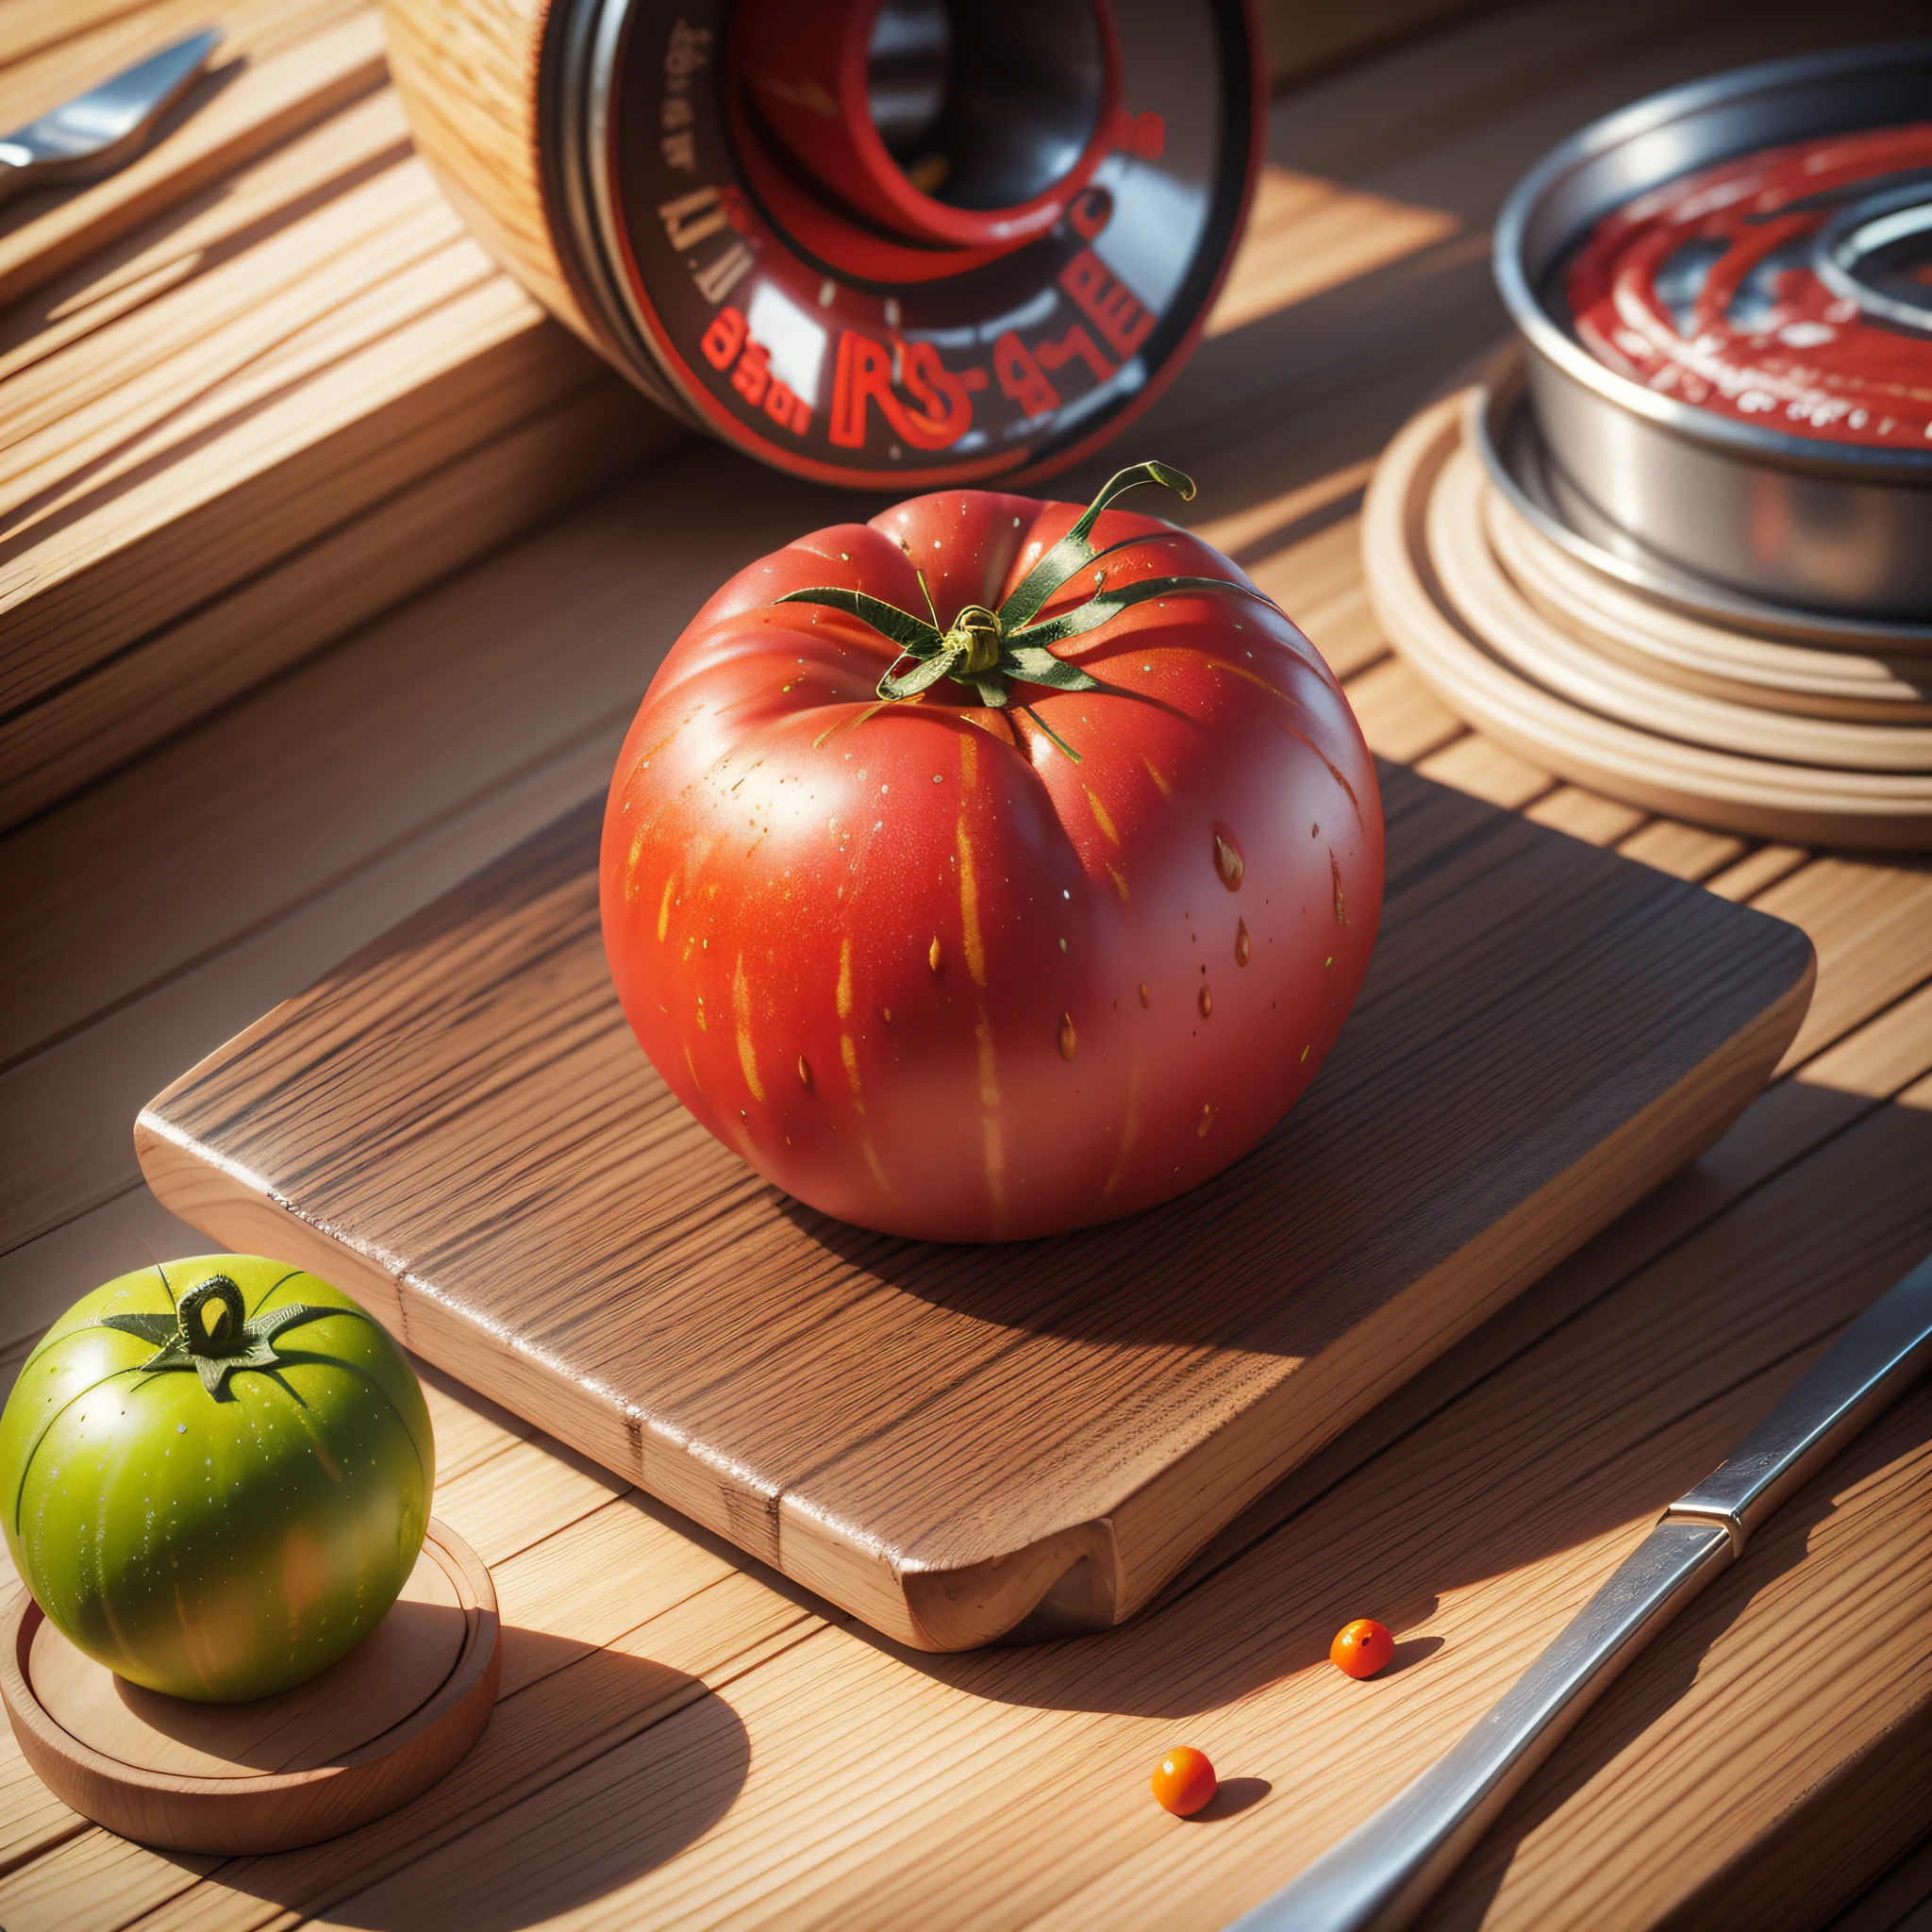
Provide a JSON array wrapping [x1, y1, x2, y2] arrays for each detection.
[[852, 1080, 1932, 1723], [217, 1637, 751, 1932], [1417, 1384, 1932, 1932], [775, 758, 1804, 1358]]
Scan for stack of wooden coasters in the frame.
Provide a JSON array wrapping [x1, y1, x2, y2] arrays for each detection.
[[1363, 348, 1932, 851]]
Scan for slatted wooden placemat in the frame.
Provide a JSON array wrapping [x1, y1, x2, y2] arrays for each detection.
[[0, 0, 669, 832]]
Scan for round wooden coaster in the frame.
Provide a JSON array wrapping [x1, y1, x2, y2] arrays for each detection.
[[1360, 391, 1932, 849], [1482, 483, 1932, 725], [0, 1518, 498, 1855], [1426, 448, 1932, 773]]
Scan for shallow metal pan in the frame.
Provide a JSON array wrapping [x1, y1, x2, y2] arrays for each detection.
[[1493, 43, 1932, 623]]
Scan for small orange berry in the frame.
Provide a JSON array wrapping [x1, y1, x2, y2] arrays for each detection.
[[1331, 1618, 1395, 1679], [1150, 1744, 1218, 1816]]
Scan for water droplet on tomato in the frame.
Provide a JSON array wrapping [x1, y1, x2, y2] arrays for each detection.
[[1058, 1013, 1077, 1060], [1198, 986, 1213, 1019], [1197, 1103, 1215, 1137], [1139, 982, 1151, 1008], [1212, 826, 1244, 891], [929, 937, 943, 973], [797, 1055, 813, 1089], [1235, 920, 1251, 967]]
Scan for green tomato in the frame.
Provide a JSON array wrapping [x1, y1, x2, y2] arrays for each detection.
[[0, 1255, 433, 1703]]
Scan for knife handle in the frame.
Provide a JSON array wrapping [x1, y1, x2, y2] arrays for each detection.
[[1670, 1250, 1932, 1552]]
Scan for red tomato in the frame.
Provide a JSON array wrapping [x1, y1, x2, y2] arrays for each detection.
[[1330, 1618, 1395, 1679], [1151, 1744, 1219, 1817], [600, 462, 1382, 1241]]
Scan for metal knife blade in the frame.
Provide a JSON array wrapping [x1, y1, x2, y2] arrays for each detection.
[[0, 27, 222, 205], [1228, 1248, 1932, 1932]]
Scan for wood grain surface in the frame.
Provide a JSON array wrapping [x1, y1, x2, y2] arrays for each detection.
[[0, 0, 1482, 835], [30, 1553, 467, 1778], [0, 1, 668, 830], [0, 0, 385, 308], [378, 0, 604, 358], [136, 758, 1814, 1648], [0, 1521, 500, 1856], [6, 0, 1932, 1921]]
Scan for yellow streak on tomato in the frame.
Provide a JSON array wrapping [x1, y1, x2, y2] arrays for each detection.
[[626, 828, 649, 904], [1084, 786, 1120, 845], [657, 874, 676, 941], [1141, 755, 1172, 799], [684, 1041, 704, 1095], [1103, 1064, 1141, 1195], [860, 1133, 893, 1195], [955, 739, 991, 988], [281, 1521, 326, 1622], [957, 824, 987, 988], [836, 936, 854, 1019], [733, 957, 764, 1101], [975, 1010, 1004, 1212], [958, 834, 988, 987], [1210, 659, 1297, 706], [1106, 863, 1128, 902], [841, 1033, 864, 1112]]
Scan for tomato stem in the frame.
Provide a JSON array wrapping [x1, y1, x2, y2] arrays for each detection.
[[93, 1276, 363, 1399], [771, 459, 1277, 757]]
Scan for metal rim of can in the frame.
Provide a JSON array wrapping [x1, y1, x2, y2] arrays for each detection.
[[540, 0, 1265, 490], [1472, 343, 1932, 650], [1815, 179, 1932, 340], [1493, 41, 1932, 485]]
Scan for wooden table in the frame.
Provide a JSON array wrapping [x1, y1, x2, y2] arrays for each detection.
[[3, 1, 1930, 1926]]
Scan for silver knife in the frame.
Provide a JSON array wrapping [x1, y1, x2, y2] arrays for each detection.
[[0, 27, 222, 208], [1230, 1249, 1932, 1932]]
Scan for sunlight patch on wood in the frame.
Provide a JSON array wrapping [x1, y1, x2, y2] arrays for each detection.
[[1189, 458, 1375, 559], [1206, 164, 1459, 338]]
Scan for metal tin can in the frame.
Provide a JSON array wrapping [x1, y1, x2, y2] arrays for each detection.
[[1493, 43, 1932, 622], [535, 0, 1264, 488]]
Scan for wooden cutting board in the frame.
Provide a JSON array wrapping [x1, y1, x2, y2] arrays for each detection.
[[135, 762, 1814, 1650]]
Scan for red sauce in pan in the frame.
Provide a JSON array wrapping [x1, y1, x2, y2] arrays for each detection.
[[1566, 124, 1932, 448]]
